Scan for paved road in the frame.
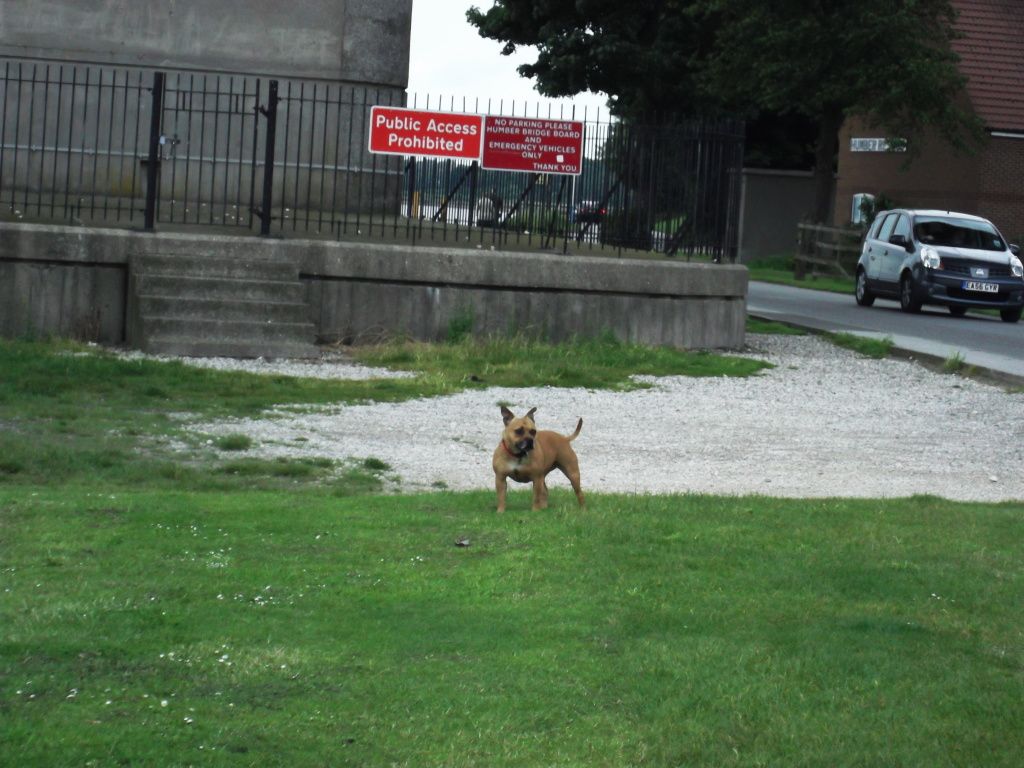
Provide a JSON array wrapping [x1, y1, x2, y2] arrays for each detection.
[[747, 280, 1024, 381]]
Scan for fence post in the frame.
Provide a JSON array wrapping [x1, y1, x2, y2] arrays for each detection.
[[722, 165, 741, 263], [257, 80, 279, 236], [466, 161, 479, 227], [143, 72, 165, 231], [406, 157, 417, 218]]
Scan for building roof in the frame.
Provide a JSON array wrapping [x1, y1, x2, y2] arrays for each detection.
[[952, 0, 1024, 132]]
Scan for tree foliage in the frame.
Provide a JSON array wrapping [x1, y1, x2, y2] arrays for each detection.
[[704, 0, 981, 150], [465, 0, 717, 117], [467, 0, 986, 222], [703, 0, 985, 220]]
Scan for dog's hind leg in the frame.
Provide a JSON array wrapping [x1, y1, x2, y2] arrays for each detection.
[[569, 473, 585, 508], [558, 461, 585, 509]]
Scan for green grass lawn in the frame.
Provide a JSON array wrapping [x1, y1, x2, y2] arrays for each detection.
[[2, 335, 1023, 765], [3, 488, 1022, 766], [746, 255, 854, 294]]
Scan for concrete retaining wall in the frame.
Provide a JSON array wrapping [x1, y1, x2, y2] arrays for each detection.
[[0, 226, 129, 342], [0, 223, 748, 350], [302, 245, 747, 348]]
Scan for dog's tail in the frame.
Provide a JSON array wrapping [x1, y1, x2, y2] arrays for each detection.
[[568, 417, 583, 442]]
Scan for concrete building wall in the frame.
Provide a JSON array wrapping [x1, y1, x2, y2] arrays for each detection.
[[834, 118, 981, 225], [834, 118, 1024, 242], [0, 1, 411, 225], [0, 0, 411, 86], [737, 169, 826, 263], [977, 136, 1024, 242]]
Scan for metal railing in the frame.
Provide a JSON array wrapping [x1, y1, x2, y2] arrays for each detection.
[[0, 57, 744, 260]]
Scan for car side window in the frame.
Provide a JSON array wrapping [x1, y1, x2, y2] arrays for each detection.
[[891, 215, 911, 242], [877, 214, 897, 242], [867, 214, 887, 239]]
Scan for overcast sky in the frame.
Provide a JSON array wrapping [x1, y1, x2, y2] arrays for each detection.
[[406, 0, 608, 119]]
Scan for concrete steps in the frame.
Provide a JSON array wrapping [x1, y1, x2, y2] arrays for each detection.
[[132, 274, 308, 303], [127, 252, 318, 358]]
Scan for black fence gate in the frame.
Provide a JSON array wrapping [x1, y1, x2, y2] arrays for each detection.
[[0, 58, 744, 260]]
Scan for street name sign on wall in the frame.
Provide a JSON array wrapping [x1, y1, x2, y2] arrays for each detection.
[[850, 137, 907, 153], [368, 106, 483, 160], [481, 116, 584, 175]]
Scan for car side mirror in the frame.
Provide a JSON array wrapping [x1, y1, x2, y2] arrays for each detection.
[[889, 234, 913, 252], [1011, 244, 1021, 256]]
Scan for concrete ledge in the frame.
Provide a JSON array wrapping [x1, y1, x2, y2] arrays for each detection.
[[0, 223, 749, 350], [298, 241, 747, 298]]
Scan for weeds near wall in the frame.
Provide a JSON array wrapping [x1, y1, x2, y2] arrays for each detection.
[[446, 308, 476, 344]]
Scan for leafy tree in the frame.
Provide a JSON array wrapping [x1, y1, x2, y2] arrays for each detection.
[[467, 1, 730, 254], [467, 0, 985, 224], [744, 113, 818, 171], [702, 0, 985, 222], [465, 0, 718, 117]]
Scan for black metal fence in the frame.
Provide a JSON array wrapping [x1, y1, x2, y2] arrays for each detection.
[[0, 58, 744, 260]]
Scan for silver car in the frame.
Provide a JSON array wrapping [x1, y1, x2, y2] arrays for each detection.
[[855, 209, 1024, 323]]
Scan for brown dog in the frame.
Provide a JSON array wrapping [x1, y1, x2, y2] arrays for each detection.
[[492, 406, 585, 513]]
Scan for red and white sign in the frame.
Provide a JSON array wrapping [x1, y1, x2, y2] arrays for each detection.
[[368, 106, 483, 160], [367, 108, 585, 176], [482, 116, 584, 175]]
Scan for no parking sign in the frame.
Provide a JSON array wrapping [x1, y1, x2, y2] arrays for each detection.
[[481, 116, 584, 175]]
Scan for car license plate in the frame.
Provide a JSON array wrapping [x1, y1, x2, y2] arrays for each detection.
[[963, 280, 999, 293]]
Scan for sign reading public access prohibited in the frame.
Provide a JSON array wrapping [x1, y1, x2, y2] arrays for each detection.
[[481, 116, 584, 175], [368, 106, 483, 160]]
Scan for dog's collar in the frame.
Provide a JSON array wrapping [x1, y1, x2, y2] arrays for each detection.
[[501, 440, 526, 459]]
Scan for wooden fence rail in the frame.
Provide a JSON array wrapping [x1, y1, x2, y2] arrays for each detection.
[[794, 222, 864, 279]]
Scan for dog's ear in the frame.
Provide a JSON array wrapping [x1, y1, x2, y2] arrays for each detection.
[[501, 405, 514, 425], [525, 407, 537, 423]]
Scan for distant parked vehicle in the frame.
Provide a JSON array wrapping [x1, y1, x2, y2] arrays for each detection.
[[855, 209, 1024, 323], [574, 200, 606, 224], [476, 190, 504, 227]]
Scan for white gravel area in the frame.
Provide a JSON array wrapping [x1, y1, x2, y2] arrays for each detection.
[[174, 334, 1024, 502]]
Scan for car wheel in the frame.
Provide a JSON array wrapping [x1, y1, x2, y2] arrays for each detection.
[[855, 269, 875, 307], [1000, 307, 1022, 323], [899, 274, 922, 313], [948, 306, 967, 317]]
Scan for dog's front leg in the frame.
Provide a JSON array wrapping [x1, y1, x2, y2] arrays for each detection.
[[531, 477, 546, 511], [495, 475, 508, 513], [538, 478, 550, 510]]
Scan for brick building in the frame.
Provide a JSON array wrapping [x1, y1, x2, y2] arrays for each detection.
[[834, 0, 1024, 241]]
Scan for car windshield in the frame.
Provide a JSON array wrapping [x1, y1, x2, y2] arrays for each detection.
[[913, 217, 1006, 251]]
